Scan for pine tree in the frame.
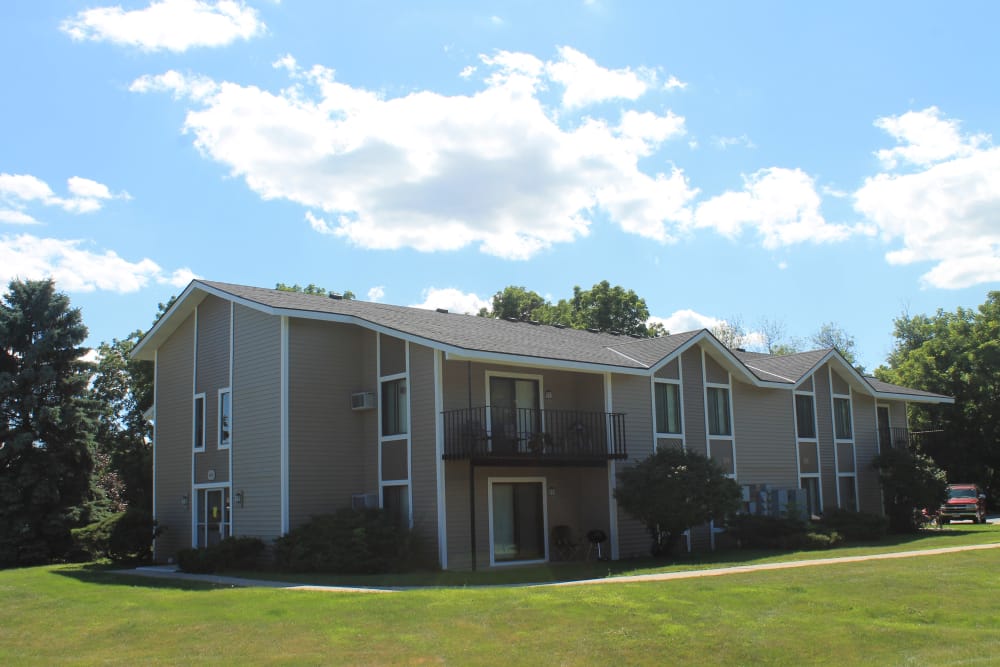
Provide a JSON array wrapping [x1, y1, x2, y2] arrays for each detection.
[[0, 279, 95, 566]]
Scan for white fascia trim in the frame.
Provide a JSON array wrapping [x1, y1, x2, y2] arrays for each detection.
[[190, 306, 198, 548], [434, 350, 448, 569], [280, 316, 290, 535], [152, 349, 158, 556], [872, 391, 955, 405]]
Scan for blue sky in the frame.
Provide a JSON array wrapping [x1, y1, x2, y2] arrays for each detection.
[[2, 1, 998, 370]]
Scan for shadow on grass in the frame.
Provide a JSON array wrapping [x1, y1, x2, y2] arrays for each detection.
[[50, 562, 231, 592]]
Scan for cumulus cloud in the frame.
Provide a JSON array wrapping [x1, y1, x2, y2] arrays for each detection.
[[0, 234, 197, 293], [60, 0, 265, 52], [0, 172, 128, 217], [367, 286, 385, 302], [410, 287, 491, 315], [694, 167, 870, 249], [855, 107, 1000, 289], [131, 49, 695, 259], [546, 46, 657, 109], [648, 308, 721, 334]]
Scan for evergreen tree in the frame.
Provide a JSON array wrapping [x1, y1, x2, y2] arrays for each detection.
[[0, 279, 96, 566]]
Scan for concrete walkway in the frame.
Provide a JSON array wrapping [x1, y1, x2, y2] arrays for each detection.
[[118, 540, 1000, 593]]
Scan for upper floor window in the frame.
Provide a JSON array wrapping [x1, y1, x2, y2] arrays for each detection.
[[382, 378, 408, 436], [193, 394, 206, 451], [655, 382, 682, 434], [707, 387, 731, 436], [834, 397, 852, 439], [795, 394, 816, 439], [218, 389, 232, 447]]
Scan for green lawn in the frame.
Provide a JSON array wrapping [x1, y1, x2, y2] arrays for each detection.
[[1, 526, 998, 665]]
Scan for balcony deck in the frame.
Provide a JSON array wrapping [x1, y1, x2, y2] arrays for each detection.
[[442, 406, 628, 466]]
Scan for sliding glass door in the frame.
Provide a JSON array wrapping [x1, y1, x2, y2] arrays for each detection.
[[490, 480, 546, 564]]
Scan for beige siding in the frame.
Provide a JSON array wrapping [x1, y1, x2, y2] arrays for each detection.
[[890, 401, 908, 431], [704, 353, 728, 385], [231, 305, 282, 540], [682, 347, 706, 456], [440, 360, 605, 414], [444, 461, 472, 569], [853, 393, 881, 513], [655, 359, 680, 380], [831, 369, 850, 395], [287, 320, 371, 528], [732, 381, 797, 487], [153, 314, 194, 562], [612, 373, 655, 560], [408, 344, 440, 561], [193, 296, 232, 485]]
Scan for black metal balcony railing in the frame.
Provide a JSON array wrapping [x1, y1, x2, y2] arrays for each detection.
[[442, 406, 628, 465], [878, 426, 911, 449]]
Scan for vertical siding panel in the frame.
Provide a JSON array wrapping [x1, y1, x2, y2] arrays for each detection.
[[731, 382, 797, 487], [613, 373, 654, 559], [814, 365, 837, 511], [153, 313, 194, 562], [287, 320, 371, 527], [853, 393, 880, 513], [194, 295, 231, 484], [682, 347, 706, 456], [409, 344, 439, 561], [231, 305, 282, 540]]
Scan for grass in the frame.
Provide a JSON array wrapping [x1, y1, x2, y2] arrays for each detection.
[[1, 524, 998, 665]]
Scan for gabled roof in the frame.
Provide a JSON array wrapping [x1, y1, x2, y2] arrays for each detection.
[[131, 280, 954, 404], [863, 376, 954, 403]]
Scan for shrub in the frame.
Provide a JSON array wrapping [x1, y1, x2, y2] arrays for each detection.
[[71, 508, 158, 563], [728, 514, 807, 550], [274, 508, 422, 574], [820, 508, 888, 541], [873, 447, 947, 533], [176, 536, 266, 574]]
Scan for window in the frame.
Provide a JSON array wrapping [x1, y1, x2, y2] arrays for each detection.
[[196, 488, 231, 547], [795, 394, 816, 439], [490, 480, 545, 564], [193, 394, 206, 451], [834, 397, 852, 439], [707, 387, 731, 436], [838, 477, 858, 512], [382, 378, 408, 436], [382, 484, 410, 530], [655, 382, 682, 434], [218, 389, 232, 448]]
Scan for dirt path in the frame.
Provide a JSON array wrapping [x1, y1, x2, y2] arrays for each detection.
[[123, 541, 1000, 592]]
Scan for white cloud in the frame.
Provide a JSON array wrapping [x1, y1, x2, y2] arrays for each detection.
[[546, 46, 655, 109], [712, 134, 755, 150], [459, 65, 477, 79], [0, 172, 127, 216], [132, 49, 696, 259], [367, 285, 385, 302], [664, 75, 687, 90], [410, 287, 490, 315], [874, 106, 988, 169], [0, 234, 198, 293], [694, 167, 869, 249], [648, 308, 721, 334], [60, 0, 265, 53], [856, 110, 1000, 288]]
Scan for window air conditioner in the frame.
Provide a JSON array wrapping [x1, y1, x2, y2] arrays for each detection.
[[350, 391, 375, 411]]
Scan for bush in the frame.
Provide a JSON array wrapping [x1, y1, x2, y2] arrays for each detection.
[[176, 536, 266, 574], [820, 508, 888, 541], [727, 514, 844, 551], [274, 509, 422, 574], [71, 508, 158, 563]]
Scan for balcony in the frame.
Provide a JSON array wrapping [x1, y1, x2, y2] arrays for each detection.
[[878, 426, 911, 449], [442, 406, 628, 466]]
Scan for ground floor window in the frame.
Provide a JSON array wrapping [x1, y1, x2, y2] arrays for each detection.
[[490, 479, 546, 565], [800, 476, 821, 518], [196, 487, 231, 547], [838, 476, 858, 512], [382, 483, 410, 530]]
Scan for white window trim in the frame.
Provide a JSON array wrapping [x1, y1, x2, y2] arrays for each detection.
[[192, 393, 206, 452], [218, 387, 232, 450], [792, 388, 822, 514], [652, 378, 684, 438], [192, 484, 232, 548], [377, 334, 412, 529], [484, 371, 546, 437], [828, 368, 857, 509], [487, 476, 548, 568], [702, 349, 736, 478]]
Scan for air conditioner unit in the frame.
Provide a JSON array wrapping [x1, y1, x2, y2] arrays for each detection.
[[350, 391, 375, 411], [352, 492, 379, 510]]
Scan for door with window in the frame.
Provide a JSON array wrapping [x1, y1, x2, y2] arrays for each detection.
[[876, 404, 892, 449], [490, 480, 546, 564], [196, 488, 231, 547], [489, 377, 540, 454]]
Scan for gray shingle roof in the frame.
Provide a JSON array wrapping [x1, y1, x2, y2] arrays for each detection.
[[733, 349, 832, 383], [863, 376, 952, 400]]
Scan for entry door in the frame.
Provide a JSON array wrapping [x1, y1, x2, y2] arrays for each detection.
[[876, 405, 891, 449], [489, 377, 539, 452], [491, 481, 545, 564], [197, 488, 230, 547]]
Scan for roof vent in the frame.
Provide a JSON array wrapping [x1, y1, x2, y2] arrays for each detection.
[[735, 347, 747, 353], [587, 327, 600, 333], [553, 323, 566, 329], [328, 292, 343, 300], [504, 317, 519, 323], [529, 320, 540, 326], [436, 308, 449, 314]]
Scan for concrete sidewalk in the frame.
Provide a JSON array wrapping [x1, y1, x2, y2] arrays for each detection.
[[118, 540, 1000, 593]]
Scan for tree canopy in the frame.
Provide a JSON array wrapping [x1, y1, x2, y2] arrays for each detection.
[[876, 292, 1000, 503], [0, 279, 96, 566], [480, 280, 658, 337], [614, 447, 742, 555], [276, 282, 355, 300]]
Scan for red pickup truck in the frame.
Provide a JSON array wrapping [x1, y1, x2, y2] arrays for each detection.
[[938, 484, 987, 524]]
